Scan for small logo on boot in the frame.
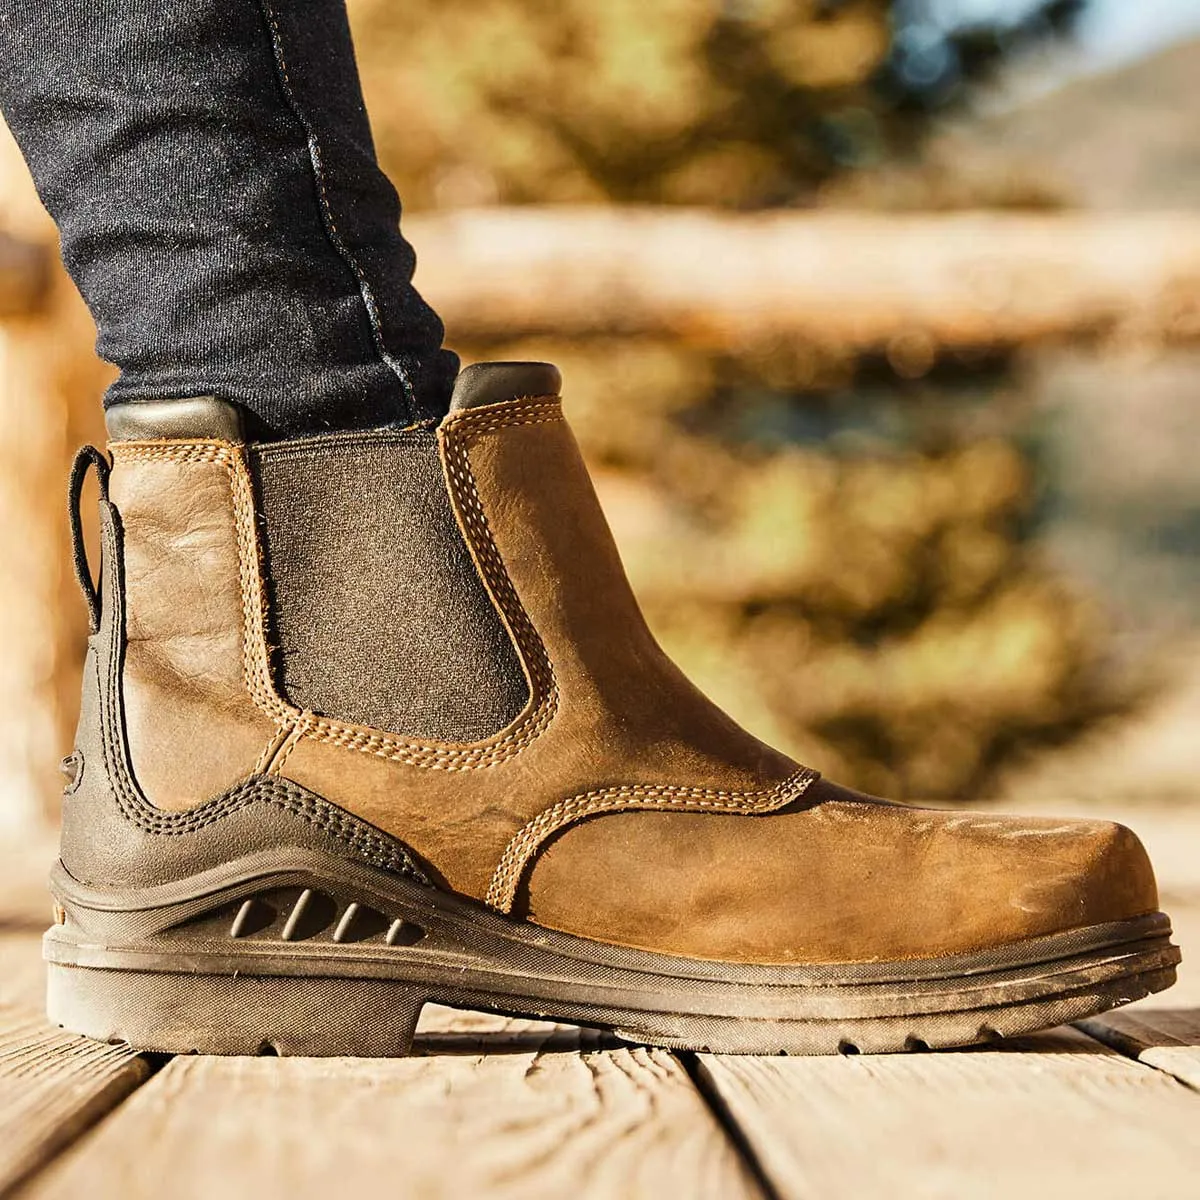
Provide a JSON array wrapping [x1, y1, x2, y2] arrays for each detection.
[[59, 750, 84, 795]]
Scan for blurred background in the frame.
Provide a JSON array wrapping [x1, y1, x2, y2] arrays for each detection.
[[1, 0, 1198, 845]]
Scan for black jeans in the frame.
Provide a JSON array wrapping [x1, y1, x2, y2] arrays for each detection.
[[0, 0, 457, 435]]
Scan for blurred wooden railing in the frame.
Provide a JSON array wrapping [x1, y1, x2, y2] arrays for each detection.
[[411, 207, 1200, 351]]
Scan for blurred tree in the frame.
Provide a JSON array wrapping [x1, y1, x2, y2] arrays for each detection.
[[352, 0, 1084, 208], [883, 0, 1085, 112], [349, 0, 1119, 800], [462, 335, 1123, 800]]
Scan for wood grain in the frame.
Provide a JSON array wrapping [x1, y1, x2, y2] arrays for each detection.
[[413, 1002, 607, 1054], [0, 1004, 148, 1199], [1081, 1008, 1200, 1091], [697, 1026, 1200, 1200], [27, 1016, 759, 1200], [0, 930, 151, 1197]]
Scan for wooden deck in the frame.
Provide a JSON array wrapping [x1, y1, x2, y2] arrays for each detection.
[[2, 808, 1199, 1200]]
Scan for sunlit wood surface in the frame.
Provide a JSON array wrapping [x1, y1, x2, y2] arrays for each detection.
[[1, 814, 1198, 1200], [409, 208, 1200, 351]]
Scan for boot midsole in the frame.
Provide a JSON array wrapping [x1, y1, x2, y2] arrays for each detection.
[[44, 848, 1179, 1028]]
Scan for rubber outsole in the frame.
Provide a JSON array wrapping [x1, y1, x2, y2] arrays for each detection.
[[44, 849, 1180, 1056]]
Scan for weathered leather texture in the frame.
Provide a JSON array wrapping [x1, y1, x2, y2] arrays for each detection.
[[252, 428, 528, 741], [60, 495, 431, 890], [522, 778, 1158, 962], [72, 393, 1160, 963], [107, 449, 279, 812]]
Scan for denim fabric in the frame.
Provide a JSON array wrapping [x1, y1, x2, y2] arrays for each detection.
[[0, 0, 457, 434]]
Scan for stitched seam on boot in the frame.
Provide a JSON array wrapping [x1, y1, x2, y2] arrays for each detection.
[[109, 397, 561, 770], [255, 719, 302, 775], [109, 441, 299, 734], [252, 725, 289, 776], [269, 712, 315, 775], [93, 508, 430, 882], [485, 767, 821, 914]]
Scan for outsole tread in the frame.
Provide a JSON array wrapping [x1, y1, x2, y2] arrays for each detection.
[[44, 958, 1176, 1058], [42, 857, 1180, 1058]]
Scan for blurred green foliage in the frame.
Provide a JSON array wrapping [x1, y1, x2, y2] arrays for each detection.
[[349, 0, 1121, 799], [353, 0, 892, 207], [353, 0, 1083, 208]]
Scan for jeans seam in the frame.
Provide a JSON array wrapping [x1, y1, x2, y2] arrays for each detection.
[[256, 0, 415, 420]]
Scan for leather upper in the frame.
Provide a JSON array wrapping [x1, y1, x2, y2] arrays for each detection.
[[82, 375, 1160, 964]]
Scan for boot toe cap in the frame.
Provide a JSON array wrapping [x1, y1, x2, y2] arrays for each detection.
[[995, 817, 1158, 938], [524, 798, 1161, 965]]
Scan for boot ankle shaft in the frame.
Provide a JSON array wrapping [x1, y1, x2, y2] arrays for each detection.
[[74, 382, 801, 906]]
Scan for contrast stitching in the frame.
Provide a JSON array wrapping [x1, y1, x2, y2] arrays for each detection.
[[252, 725, 289, 776], [109, 440, 295, 729], [109, 396, 562, 770], [254, 716, 310, 776], [93, 509, 429, 883], [269, 712, 314, 776], [256, 0, 416, 416], [485, 767, 821, 914]]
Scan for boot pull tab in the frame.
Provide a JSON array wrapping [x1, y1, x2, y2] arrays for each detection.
[[68, 445, 111, 634]]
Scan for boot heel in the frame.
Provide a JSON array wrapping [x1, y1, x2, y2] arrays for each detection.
[[45, 961, 425, 1057]]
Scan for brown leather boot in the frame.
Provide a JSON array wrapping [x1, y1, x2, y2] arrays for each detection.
[[47, 362, 1178, 1055]]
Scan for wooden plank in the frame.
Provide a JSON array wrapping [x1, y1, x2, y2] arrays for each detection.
[[413, 1002, 608, 1055], [0, 1003, 149, 1198], [410, 208, 1200, 351], [1080, 1009, 1200, 1092], [696, 1027, 1200, 1200], [26, 1013, 760, 1200], [0, 931, 150, 1197]]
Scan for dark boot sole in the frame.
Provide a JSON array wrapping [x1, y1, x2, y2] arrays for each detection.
[[44, 849, 1180, 1057]]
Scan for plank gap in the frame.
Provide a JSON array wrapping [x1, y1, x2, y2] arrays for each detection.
[[695, 1025, 1200, 1200], [0, 1000, 152, 1199], [1078, 1007, 1200, 1092], [23, 1009, 762, 1200], [680, 1050, 783, 1200]]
